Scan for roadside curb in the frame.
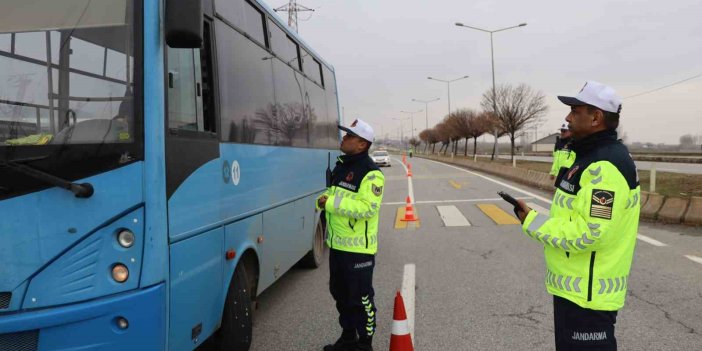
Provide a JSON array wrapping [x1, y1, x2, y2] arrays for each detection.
[[418, 154, 700, 226], [683, 197, 702, 226]]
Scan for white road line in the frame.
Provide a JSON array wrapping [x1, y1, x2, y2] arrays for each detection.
[[401, 263, 416, 344], [637, 234, 668, 247], [684, 255, 702, 265], [393, 157, 415, 204], [436, 205, 471, 226], [424, 159, 553, 203], [527, 202, 550, 214], [383, 196, 532, 206]]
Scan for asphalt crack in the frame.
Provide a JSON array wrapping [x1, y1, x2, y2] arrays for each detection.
[[460, 246, 494, 260], [628, 290, 700, 336], [491, 305, 549, 327]]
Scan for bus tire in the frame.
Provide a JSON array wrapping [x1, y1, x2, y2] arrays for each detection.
[[218, 262, 253, 350], [300, 218, 326, 268]]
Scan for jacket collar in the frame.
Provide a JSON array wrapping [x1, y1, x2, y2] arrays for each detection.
[[572, 129, 618, 156], [337, 151, 369, 165]]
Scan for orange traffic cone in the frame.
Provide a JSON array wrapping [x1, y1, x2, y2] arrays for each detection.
[[402, 153, 407, 165], [400, 196, 418, 222], [406, 163, 412, 177], [389, 291, 414, 351]]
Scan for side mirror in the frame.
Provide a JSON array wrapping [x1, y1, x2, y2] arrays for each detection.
[[165, 0, 203, 48]]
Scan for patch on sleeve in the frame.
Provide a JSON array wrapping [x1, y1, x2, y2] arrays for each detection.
[[590, 189, 614, 220], [372, 184, 383, 196]]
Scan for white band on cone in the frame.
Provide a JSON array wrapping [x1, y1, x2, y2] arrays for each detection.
[[392, 319, 410, 335]]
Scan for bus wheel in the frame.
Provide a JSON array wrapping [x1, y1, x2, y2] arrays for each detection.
[[300, 218, 326, 268], [218, 262, 253, 350]]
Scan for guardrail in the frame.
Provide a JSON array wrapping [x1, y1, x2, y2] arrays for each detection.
[[421, 154, 701, 226]]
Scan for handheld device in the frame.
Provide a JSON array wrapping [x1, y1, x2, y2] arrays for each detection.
[[497, 191, 519, 207]]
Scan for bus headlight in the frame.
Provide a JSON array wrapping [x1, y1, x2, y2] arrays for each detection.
[[112, 264, 129, 283], [117, 229, 135, 248]]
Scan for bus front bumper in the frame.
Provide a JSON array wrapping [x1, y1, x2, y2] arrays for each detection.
[[0, 284, 166, 350]]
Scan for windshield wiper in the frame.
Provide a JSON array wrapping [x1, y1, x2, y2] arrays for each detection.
[[1, 161, 94, 198]]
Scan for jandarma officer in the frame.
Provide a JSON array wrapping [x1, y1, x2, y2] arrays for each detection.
[[317, 119, 385, 351], [550, 123, 575, 184], [515, 81, 641, 351]]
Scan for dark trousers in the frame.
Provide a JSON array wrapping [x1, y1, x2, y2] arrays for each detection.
[[329, 249, 376, 340], [554, 296, 618, 350]]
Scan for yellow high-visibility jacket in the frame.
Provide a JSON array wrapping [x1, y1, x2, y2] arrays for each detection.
[[550, 137, 575, 177], [316, 152, 384, 255], [523, 130, 640, 311]]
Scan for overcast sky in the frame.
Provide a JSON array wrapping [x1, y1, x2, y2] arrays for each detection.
[[269, 0, 702, 145]]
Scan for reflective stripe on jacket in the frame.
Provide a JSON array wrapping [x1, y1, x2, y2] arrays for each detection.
[[523, 130, 640, 311], [316, 152, 385, 255], [550, 137, 575, 176]]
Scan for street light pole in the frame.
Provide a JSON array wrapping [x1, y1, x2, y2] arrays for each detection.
[[455, 22, 526, 160], [427, 75, 469, 117], [392, 117, 410, 148], [400, 109, 422, 139], [412, 98, 440, 131]]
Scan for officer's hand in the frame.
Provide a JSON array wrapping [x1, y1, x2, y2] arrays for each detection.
[[318, 195, 328, 208], [515, 199, 532, 223]]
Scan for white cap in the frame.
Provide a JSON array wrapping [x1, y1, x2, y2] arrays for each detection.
[[338, 118, 374, 143], [558, 81, 622, 114]]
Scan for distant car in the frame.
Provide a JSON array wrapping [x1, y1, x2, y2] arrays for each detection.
[[371, 150, 391, 167]]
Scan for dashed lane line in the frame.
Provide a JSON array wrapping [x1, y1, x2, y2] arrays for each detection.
[[436, 205, 471, 226], [477, 204, 521, 225], [636, 234, 668, 247], [401, 263, 416, 345], [684, 255, 702, 265]]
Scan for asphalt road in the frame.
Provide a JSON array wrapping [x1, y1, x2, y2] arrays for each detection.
[[482, 154, 702, 175], [244, 156, 702, 351]]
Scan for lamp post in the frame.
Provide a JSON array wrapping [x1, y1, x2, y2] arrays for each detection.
[[411, 97, 440, 131], [427, 76, 469, 118], [455, 22, 526, 160], [400, 109, 422, 139], [392, 117, 410, 149]]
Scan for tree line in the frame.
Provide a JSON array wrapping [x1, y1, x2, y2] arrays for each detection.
[[411, 83, 548, 161]]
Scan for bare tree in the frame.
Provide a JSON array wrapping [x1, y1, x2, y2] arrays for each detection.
[[418, 129, 431, 153], [467, 112, 491, 157], [481, 84, 548, 161]]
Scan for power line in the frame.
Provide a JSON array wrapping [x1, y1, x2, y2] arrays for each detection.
[[274, 0, 314, 33], [624, 73, 702, 100]]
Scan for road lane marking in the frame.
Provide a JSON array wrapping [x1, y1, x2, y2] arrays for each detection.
[[684, 255, 702, 265], [402, 264, 416, 344], [477, 204, 521, 225], [394, 207, 408, 229], [425, 159, 552, 203], [527, 202, 550, 214], [449, 180, 462, 189], [383, 197, 532, 206], [637, 234, 668, 247], [394, 207, 420, 229], [436, 205, 471, 226], [394, 157, 415, 204]]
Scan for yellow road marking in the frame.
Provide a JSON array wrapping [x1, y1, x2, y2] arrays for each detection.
[[394, 207, 421, 229], [449, 180, 462, 189], [477, 204, 521, 225], [395, 207, 407, 229]]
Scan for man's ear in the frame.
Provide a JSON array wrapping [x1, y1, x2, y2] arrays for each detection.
[[592, 109, 604, 127]]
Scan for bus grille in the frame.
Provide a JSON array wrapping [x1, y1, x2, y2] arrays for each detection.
[[0, 330, 39, 351], [0, 292, 10, 309]]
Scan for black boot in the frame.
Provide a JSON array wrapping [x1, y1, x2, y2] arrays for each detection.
[[355, 336, 373, 351], [323, 330, 357, 351]]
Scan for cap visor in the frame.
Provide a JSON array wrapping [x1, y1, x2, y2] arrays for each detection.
[[338, 125, 358, 137], [557, 96, 587, 107]]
